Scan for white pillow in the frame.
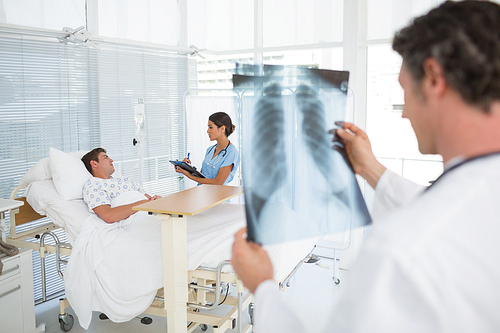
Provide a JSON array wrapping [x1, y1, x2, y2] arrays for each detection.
[[49, 147, 92, 200], [25, 179, 91, 246], [19, 157, 52, 186]]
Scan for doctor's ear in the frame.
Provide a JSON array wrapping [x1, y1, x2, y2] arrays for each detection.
[[422, 58, 447, 95]]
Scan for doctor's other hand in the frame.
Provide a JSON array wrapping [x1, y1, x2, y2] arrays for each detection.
[[182, 157, 191, 164], [231, 228, 274, 294], [330, 121, 386, 189]]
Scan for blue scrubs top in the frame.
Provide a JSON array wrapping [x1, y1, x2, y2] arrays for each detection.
[[201, 144, 240, 185]]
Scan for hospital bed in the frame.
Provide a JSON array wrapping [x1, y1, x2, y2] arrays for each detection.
[[5, 150, 321, 332]]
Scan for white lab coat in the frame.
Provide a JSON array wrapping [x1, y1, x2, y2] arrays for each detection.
[[254, 155, 500, 332]]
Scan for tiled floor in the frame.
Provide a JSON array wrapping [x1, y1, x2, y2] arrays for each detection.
[[35, 250, 345, 333]]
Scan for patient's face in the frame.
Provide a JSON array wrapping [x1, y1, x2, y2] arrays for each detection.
[[95, 152, 115, 177]]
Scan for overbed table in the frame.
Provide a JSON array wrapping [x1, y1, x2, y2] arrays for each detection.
[[133, 185, 244, 332]]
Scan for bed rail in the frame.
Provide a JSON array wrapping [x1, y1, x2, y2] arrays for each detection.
[[40, 231, 71, 301], [8, 182, 72, 304]]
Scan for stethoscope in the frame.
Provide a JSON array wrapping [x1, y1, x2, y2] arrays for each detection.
[[205, 141, 230, 168], [425, 151, 500, 192]]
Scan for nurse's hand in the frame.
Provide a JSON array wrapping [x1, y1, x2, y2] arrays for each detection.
[[175, 166, 190, 176], [231, 228, 274, 294], [330, 121, 386, 189], [182, 158, 191, 164]]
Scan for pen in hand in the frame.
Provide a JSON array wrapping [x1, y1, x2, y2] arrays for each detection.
[[187, 152, 190, 163]]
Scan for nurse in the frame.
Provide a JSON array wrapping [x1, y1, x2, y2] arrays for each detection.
[[175, 112, 240, 185]]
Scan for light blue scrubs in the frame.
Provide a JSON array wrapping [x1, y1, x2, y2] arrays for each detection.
[[201, 144, 240, 185]]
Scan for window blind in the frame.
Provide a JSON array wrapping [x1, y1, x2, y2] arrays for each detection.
[[0, 26, 197, 303]]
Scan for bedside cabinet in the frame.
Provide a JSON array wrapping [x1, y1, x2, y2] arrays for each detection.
[[0, 248, 40, 333]]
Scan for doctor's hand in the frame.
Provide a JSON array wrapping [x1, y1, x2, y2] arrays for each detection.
[[330, 121, 386, 189], [182, 157, 191, 164], [231, 228, 274, 294]]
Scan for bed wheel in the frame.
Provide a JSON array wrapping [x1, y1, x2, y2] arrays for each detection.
[[333, 277, 341, 285], [248, 302, 255, 325], [59, 314, 74, 332], [99, 313, 109, 320], [200, 324, 208, 331], [141, 317, 153, 325]]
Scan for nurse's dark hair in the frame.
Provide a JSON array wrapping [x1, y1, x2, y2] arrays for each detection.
[[392, 0, 500, 113], [81, 148, 106, 175], [209, 112, 235, 137]]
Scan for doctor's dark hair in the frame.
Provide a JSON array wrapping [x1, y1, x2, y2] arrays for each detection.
[[209, 112, 236, 137], [392, 0, 500, 113], [81, 148, 106, 175]]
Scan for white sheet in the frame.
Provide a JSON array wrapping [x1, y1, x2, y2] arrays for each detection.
[[64, 195, 316, 329], [26, 179, 318, 329]]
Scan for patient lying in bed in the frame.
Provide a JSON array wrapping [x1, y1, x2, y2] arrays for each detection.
[[66, 148, 247, 329], [23, 147, 319, 330], [81, 148, 161, 223], [65, 188, 248, 329]]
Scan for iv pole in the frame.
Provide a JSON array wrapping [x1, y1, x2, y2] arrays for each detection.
[[133, 99, 146, 187]]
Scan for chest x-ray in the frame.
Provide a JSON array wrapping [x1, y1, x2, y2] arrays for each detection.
[[234, 66, 371, 245]]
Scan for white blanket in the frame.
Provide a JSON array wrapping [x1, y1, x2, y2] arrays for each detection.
[[64, 191, 249, 329], [64, 191, 318, 329]]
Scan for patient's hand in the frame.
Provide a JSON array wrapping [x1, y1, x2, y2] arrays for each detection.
[[149, 195, 161, 201], [231, 228, 274, 294]]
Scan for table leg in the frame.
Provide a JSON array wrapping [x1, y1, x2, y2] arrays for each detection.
[[158, 213, 188, 332]]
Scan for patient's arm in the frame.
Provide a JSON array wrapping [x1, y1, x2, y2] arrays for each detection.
[[175, 164, 233, 185], [93, 200, 149, 223]]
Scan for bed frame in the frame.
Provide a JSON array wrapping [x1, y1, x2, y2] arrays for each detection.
[[7, 184, 253, 333]]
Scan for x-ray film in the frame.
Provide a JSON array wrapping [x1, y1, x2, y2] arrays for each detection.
[[234, 66, 371, 245]]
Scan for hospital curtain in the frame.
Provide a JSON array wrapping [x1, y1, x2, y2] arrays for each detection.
[[0, 25, 197, 303]]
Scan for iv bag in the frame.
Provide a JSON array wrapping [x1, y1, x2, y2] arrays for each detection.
[[134, 99, 146, 142]]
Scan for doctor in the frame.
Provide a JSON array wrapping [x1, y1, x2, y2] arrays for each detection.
[[232, 1, 500, 332], [175, 112, 240, 185]]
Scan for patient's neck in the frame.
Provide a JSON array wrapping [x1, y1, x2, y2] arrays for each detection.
[[92, 171, 111, 179]]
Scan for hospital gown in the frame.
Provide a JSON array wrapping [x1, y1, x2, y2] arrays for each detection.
[[83, 174, 145, 212], [254, 155, 500, 332]]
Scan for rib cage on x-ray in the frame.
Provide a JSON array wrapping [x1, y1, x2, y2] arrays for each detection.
[[295, 85, 349, 209], [248, 84, 287, 223], [235, 67, 371, 245]]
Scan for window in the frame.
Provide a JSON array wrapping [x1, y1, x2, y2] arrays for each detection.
[[98, 0, 180, 45], [0, 0, 85, 31], [187, 0, 254, 52], [366, 45, 442, 186], [263, 0, 343, 47], [0, 25, 196, 302]]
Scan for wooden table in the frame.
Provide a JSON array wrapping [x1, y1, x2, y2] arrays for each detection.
[[133, 185, 243, 333]]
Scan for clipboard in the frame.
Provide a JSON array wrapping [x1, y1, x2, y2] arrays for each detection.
[[169, 160, 206, 178]]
